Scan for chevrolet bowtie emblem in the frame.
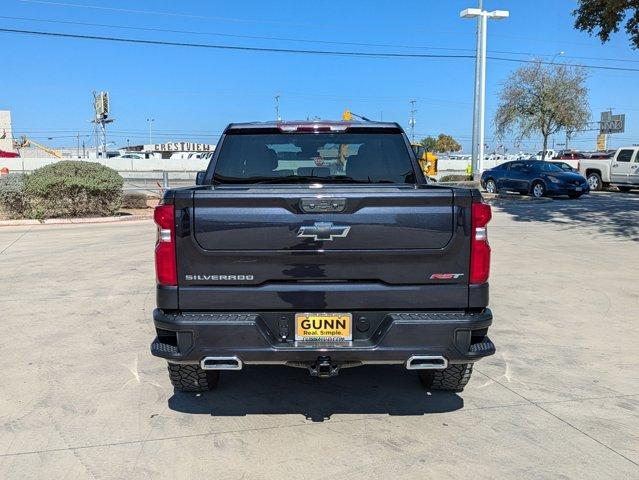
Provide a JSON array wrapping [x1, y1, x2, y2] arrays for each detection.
[[297, 222, 351, 241]]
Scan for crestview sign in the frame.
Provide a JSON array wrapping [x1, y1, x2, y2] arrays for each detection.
[[147, 142, 215, 152]]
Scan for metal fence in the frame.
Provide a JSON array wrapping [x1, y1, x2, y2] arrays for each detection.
[[120, 170, 199, 196]]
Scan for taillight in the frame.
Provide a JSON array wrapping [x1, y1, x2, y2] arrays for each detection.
[[154, 204, 177, 286], [470, 202, 492, 284]]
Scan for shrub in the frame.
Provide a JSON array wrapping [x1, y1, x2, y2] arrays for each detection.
[[0, 174, 27, 219], [122, 191, 149, 209], [24, 161, 123, 218], [439, 174, 472, 182]]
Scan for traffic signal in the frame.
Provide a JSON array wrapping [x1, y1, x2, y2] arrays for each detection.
[[342, 109, 352, 121]]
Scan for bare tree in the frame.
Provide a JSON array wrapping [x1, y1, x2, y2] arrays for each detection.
[[495, 61, 590, 159]]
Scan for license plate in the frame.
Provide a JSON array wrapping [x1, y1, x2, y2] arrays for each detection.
[[575, 187, 583, 192], [295, 313, 352, 342]]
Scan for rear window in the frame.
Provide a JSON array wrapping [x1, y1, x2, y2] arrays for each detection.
[[213, 132, 417, 184]]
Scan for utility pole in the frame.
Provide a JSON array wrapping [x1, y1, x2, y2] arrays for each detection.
[[92, 91, 113, 158], [76, 132, 80, 158], [94, 123, 99, 158], [146, 118, 155, 145], [409, 99, 417, 143], [275, 95, 281, 121]]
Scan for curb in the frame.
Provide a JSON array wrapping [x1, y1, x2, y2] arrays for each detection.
[[0, 214, 152, 227], [483, 192, 553, 202]]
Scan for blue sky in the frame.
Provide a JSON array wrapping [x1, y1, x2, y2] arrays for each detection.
[[1, 0, 638, 152]]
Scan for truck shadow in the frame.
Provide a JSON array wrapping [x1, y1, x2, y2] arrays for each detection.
[[489, 191, 639, 241], [167, 365, 463, 422]]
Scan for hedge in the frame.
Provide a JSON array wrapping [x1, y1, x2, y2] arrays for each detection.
[[4, 161, 124, 219], [0, 174, 27, 219]]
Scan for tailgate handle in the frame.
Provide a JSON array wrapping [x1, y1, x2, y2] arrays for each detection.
[[457, 207, 465, 227]]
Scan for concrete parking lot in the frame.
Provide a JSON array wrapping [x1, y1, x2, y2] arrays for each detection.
[[0, 191, 638, 479]]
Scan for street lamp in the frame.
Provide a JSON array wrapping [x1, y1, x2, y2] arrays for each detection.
[[146, 118, 155, 145], [461, 7, 509, 179], [550, 51, 565, 64]]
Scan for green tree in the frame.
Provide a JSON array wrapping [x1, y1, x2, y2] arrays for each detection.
[[574, 0, 639, 49], [495, 61, 590, 160], [419, 136, 437, 152], [435, 134, 462, 153]]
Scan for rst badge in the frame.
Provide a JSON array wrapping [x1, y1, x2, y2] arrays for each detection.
[[430, 273, 465, 280]]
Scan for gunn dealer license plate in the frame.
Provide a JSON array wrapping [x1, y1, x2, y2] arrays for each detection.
[[295, 313, 352, 342]]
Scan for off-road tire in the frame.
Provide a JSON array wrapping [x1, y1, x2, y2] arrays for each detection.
[[167, 363, 220, 392], [419, 363, 474, 392]]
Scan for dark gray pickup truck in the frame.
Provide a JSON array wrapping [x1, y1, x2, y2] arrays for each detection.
[[151, 121, 495, 392]]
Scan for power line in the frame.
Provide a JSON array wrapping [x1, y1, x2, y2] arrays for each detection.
[[2, 27, 638, 73], [0, 15, 481, 52], [0, 27, 474, 59], [18, 0, 314, 28], [3, 15, 639, 64]]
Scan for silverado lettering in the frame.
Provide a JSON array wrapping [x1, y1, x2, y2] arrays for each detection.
[[185, 274, 255, 281]]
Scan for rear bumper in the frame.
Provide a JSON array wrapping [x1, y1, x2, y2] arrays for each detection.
[[151, 309, 495, 366]]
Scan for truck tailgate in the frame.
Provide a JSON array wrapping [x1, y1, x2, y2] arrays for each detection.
[[174, 185, 473, 310]]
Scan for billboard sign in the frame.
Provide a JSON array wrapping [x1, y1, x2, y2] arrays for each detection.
[[599, 111, 625, 134], [93, 91, 109, 119]]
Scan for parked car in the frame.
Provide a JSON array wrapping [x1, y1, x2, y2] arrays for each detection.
[[150, 120, 496, 393], [200, 151, 215, 162], [553, 150, 586, 160], [579, 146, 639, 191], [169, 152, 191, 160], [550, 161, 577, 172], [587, 151, 615, 159], [551, 151, 585, 170], [0, 149, 20, 158], [117, 153, 144, 160], [481, 160, 589, 198], [530, 149, 557, 160]]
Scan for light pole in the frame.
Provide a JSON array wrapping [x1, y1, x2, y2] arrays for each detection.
[[550, 51, 565, 64], [409, 99, 417, 143], [275, 95, 281, 121], [146, 118, 155, 145], [461, 7, 509, 179]]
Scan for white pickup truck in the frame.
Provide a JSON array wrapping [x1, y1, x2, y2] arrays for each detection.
[[579, 146, 639, 191]]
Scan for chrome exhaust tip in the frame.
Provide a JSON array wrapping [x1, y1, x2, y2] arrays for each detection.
[[405, 355, 448, 370], [200, 356, 243, 370]]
